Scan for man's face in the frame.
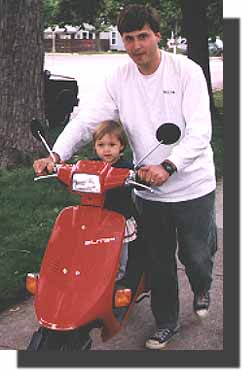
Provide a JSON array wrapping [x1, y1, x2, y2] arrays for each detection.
[[122, 24, 161, 74]]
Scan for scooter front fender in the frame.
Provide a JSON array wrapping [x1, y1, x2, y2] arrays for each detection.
[[35, 205, 125, 331]]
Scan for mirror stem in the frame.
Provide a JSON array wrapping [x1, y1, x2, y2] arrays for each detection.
[[37, 130, 56, 162], [134, 140, 163, 170]]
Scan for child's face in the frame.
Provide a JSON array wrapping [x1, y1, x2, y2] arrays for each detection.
[[94, 134, 124, 164]]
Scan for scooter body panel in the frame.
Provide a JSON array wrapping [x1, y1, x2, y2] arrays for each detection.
[[35, 205, 126, 331]]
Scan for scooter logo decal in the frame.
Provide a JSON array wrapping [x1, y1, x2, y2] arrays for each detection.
[[84, 237, 116, 246]]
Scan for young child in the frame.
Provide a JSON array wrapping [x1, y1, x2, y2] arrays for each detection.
[[92, 120, 137, 281]]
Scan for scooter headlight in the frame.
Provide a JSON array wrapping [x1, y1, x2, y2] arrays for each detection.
[[72, 174, 101, 193]]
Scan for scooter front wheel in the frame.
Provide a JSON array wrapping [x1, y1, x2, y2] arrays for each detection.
[[27, 327, 92, 351]]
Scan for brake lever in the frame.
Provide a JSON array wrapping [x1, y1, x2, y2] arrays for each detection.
[[125, 179, 155, 193]]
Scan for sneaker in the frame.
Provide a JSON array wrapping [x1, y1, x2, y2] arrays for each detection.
[[136, 291, 150, 303], [193, 291, 210, 318], [145, 326, 179, 350]]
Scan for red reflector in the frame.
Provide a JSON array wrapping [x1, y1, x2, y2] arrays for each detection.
[[114, 289, 132, 307], [26, 273, 39, 295]]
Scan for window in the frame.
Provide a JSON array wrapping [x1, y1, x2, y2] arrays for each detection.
[[82, 31, 88, 39], [111, 31, 117, 45]]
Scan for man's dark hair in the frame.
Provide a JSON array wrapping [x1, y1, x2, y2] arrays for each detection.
[[117, 4, 160, 35]]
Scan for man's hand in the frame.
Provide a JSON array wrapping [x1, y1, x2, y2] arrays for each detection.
[[137, 165, 170, 186], [33, 153, 60, 176]]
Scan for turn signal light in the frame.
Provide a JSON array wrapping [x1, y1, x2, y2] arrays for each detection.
[[114, 289, 132, 307], [26, 273, 39, 295]]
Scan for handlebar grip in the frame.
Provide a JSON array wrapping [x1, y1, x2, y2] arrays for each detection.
[[126, 179, 154, 193], [34, 174, 58, 182], [135, 174, 152, 188]]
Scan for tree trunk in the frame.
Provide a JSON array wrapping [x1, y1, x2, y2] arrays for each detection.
[[0, 0, 45, 168], [95, 32, 102, 52], [180, 0, 216, 119]]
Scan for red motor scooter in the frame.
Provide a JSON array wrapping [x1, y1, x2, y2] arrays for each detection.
[[26, 119, 180, 351]]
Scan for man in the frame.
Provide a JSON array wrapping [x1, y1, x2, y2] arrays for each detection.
[[34, 4, 217, 349]]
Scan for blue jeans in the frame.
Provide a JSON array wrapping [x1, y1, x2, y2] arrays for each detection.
[[134, 191, 217, 329]]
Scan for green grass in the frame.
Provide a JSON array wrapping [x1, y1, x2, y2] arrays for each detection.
[[0, 90, 223, 312], [0, 168, 80, 311], [212, 90, 223, 178]]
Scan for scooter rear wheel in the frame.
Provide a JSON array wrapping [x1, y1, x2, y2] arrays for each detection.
[[27, 327, 92, 351]]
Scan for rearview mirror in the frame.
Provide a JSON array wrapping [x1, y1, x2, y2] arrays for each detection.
[[156, 123, 181, 145], [30, 118, 46, 142], [134, 123, 181, 170]]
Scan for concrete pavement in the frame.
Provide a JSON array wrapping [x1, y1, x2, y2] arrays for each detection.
[[0, 180, 223, 351], [44, 54, 223, 104]]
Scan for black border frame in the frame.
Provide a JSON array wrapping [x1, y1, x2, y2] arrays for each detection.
[[17, 18, 239, 368]]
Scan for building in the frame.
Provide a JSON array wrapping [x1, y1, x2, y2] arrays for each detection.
[[43, 24, 125, 53], [104, 26, 125, 52]]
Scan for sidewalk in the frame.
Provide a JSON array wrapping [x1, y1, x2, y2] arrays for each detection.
[[0, 180, 223, 351]]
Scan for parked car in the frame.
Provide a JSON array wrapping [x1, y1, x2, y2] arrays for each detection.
[[208, 37, 223, 56]]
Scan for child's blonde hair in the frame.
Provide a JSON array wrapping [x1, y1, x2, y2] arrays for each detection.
[[92, 120, 127, 152]]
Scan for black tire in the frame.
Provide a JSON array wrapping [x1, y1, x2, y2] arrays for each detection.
[[27, 327, 92, 351]]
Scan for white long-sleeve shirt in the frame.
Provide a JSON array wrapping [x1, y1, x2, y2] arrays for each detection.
[[53, 51, 216, 202]]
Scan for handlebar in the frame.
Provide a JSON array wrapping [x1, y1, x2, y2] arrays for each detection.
[[33, 163, 63, 182], [125, 171, 155, 193], [33, 162, 155, 193]]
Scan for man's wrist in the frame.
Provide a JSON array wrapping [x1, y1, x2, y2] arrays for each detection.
[[160, 160, 177, 176]]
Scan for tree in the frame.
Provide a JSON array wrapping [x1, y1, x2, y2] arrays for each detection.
[[55, 0, 103, 26], [98, 0, 182, 48], [180, 0, 216, 117], [207, 0, 223, 39], [43, 0, 59, 28], [44, 0, 222, 39], [0, 0, 45, 168], [53, 0, 108, 50], [155, 0, 182, 48], [43, 0, 222, 48]]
